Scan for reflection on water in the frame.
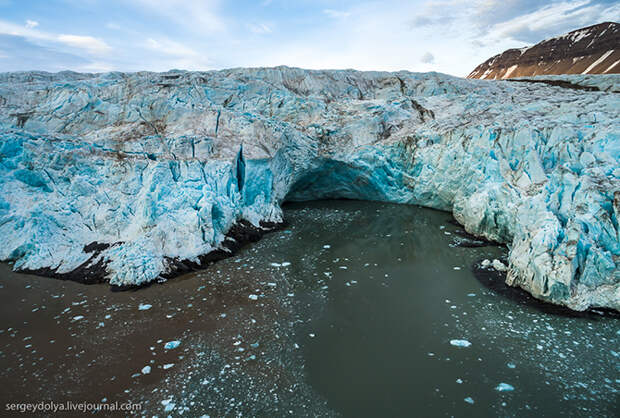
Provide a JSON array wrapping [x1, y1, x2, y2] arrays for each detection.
[[0, 200, 617, 417]]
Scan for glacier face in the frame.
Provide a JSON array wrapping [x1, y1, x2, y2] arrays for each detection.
[[0, 68, 618, 310]]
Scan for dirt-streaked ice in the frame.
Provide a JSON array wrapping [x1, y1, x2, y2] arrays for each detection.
[[0, 68, 618, 310]]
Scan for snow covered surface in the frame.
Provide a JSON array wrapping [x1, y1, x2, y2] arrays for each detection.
[[0, 67, 618, 310]]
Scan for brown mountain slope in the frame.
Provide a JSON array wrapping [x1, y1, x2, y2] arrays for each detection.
[[468, 22, 620, 79]]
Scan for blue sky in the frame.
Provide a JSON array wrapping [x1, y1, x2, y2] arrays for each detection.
[[0, 0, 618, 76]]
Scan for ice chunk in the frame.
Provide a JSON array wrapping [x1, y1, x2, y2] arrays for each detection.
[[491, 259, 507, 272], [141, 365, 151, 374], [495, 383, 515, 392], [450, 339, 472, 347], [164, 340, 181, 350], [138, 304, 152, 311]]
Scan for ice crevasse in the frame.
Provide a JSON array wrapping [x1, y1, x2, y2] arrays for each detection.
[[0, 67, 618, 311]]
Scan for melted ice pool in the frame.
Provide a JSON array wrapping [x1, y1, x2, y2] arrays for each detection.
[[0, 200, 617, 416]]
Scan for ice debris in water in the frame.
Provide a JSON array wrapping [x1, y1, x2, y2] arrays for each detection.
[[323, 245, 331, 249], [507, 362, 516, 369], [164, 340, 181, 350], [72, 315, 84, 322], [161, 399, 175, 412], [248, 294, 258, 301], [491, 259, 507, 272], [141, 365, 151, 374], [464, 397, 475, 404], [163, 364, 174, 370], [496, 383, 515, 392], [138, 303, 152, 311], [450, 339, 472, 347]]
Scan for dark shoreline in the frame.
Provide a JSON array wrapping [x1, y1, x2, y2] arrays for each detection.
[[471, 260, 620, 319], [15, 219, 285, 291]]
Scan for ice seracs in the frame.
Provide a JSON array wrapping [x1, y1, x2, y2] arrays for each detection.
[[0, 67, 618, 311]]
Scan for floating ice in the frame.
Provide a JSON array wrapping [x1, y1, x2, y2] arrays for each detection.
[[491, 259, 508, 272], [161, 399, 175, 412], [495, 383, 515, 392], [141, 365, 151, 374], [138, 304, 152, 311], [164, 340, 181, 350], [72, 315, 84, 321], [450, 339, 472, 347], [163, 364, 174, 370], [248, 294, 258, 301], [464, 397, 475, 404]]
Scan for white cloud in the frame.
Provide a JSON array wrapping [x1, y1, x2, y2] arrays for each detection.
[[79, 61, 115, 73], [0, 19, 111, 55], [248, 23, 272, 34], [25, 20, 38, 29], [323, 9, 352, 19], [483, 0, 620, 42], [145, 38, 198, 57], [421, 52, 435, 64], [135, 0, 225, 33], [57, 34, 111, 54]]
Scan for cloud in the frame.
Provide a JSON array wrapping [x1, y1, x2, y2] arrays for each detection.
[[0, 34, 89, 71], [145, 38, 199, 57], [143, 37, 211, 70], [135, 0, 226, 33], [248, 23, 272, 34], [323, 9, 351, 19], [25, 20, 38, 29], [483, 0, 620, 43], [57, 34, 111, 54], [420, 52, 435, 64], [0, 19, 111, 55]]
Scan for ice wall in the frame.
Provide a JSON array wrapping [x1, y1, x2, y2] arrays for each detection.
[[0, 68, 618, 310]]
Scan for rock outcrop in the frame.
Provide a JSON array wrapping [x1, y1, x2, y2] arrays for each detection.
[[0, 68, 618, 311], [468, 22, 620, 79]]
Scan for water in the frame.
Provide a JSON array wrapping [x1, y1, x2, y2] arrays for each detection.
[[0, 200, 617, 417]]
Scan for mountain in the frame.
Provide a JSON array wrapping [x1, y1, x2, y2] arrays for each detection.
[[468, 22, 620, 79], [0, 68, 618, 311]]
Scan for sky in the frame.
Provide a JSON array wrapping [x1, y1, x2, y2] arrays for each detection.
[[0, 0, 618, 77]]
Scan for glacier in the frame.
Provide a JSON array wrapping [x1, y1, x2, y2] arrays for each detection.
[[0, 67, 618, 311]]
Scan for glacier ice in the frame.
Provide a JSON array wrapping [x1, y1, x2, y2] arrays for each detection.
[[0, 67, 618, 311]]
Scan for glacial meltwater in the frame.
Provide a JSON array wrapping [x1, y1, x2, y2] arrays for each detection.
[[0, 200, 617, 417]]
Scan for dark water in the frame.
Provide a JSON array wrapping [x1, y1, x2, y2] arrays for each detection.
[[0, 200, 617, 417]]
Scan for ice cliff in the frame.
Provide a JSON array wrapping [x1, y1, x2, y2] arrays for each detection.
[[0, 68, 618, 311]]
